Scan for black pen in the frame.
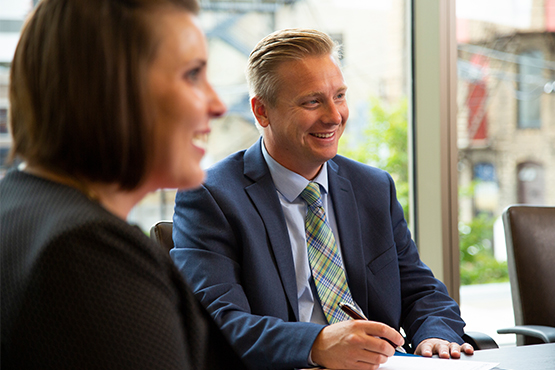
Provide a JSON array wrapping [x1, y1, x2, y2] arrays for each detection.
[[338, 302, 407, 354]]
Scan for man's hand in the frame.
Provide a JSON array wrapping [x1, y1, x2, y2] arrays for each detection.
[[414, 338, 474, 359], [311, 320, 404, 370]]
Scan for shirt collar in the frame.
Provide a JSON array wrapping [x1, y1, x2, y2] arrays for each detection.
[[261, 139, 329, 203]]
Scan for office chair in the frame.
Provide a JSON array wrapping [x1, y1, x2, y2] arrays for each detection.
[[149, 220, 174, 253], [462, 332, 498, 350], [497, 205, 555, 345]]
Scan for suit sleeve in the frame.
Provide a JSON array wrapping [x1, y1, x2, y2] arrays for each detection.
[[385, 173, 466, 347], [171, 185, 324, 370]]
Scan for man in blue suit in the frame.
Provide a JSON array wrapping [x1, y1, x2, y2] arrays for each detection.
[[171, 28, 474, 370]]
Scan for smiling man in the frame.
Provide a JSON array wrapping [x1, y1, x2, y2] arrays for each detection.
[[171, 28, 474, 370], [253, 53, 348, 181]]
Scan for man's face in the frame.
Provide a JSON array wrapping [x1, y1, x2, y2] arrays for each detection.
[[254, 54, 349, 180]]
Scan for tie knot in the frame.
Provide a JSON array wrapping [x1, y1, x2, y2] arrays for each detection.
[[300, 182, 322, 207]]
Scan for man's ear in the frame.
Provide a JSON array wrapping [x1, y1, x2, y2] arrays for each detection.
[[251, 97, 270, 128]]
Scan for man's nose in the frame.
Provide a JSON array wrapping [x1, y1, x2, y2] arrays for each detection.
[[323, 102, 343, 125]]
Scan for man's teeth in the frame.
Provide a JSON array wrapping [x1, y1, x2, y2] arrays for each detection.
[[312, 132, 334, 138], [192, 133, 208, 149]]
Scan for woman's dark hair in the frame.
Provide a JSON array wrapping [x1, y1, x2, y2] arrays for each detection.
[[9, 0, 199, 190]]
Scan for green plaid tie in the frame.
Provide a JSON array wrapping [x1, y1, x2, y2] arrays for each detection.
[[300, 182, 355, 324]]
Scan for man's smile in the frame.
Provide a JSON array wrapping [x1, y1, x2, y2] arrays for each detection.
[[311, 132, 335, 139]]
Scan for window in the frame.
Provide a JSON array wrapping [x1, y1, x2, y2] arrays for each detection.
[[473, 162, 498, 215], [457, 0, 555, 346], [467, 81, 488, 143], [3, 1, 412, 232], [518, 50, 543, 129], [4, 0, 413, 240], [130, 0, 413, 231], [517, 162, 545, 204]]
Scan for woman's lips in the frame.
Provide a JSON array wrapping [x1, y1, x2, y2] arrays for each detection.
[[192, 132, 209, 150]]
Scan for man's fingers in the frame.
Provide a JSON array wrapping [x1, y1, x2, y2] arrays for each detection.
[[436, 342, 450, 358], [417, 339, 475, 359], [461, 343, 475, 355], [311, 321, 399, 369], [449, 342, 461, 359], [359, 321, 405, 349], [418, 342, 434, 357], [354, 351, 391, 369]]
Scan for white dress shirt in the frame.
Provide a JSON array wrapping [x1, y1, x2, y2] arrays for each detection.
[[261, 141, 347, 325]]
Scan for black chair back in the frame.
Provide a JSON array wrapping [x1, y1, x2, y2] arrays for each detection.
[[501, 205, 555, 345], [149, 221, 174, 253]]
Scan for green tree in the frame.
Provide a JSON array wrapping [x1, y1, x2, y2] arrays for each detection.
[[458, 183, 509, 285], [339, 97, 409, 220]]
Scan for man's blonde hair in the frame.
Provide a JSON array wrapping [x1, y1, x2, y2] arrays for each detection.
[[246, 28, 341, 107]]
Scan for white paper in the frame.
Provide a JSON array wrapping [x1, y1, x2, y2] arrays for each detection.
[[379, 356, 499, 370]]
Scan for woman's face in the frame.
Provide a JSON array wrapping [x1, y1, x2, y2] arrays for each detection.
[[148, 10, 225, 190]]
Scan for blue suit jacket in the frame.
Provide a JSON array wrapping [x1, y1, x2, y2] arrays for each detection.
[[171, 139, 466, 370]]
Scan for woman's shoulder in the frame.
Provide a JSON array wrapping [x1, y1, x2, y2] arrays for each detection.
[[1, 169, 170, 292]]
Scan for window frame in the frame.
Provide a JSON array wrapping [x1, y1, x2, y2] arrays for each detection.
[[412, 0, 460, 302]]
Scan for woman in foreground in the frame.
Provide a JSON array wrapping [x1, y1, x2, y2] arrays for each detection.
[[0, 0, 244, 368]]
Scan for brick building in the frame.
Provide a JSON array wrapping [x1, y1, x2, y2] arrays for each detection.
[[457, 0, 555, 223]]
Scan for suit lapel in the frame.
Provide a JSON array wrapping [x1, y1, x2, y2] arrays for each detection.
[[243, 139, 300, 320], [327, 159, 369, 315]]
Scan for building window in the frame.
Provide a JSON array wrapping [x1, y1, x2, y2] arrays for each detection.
[[517, 162, 545, 204], [474, 162, 496, 182], [467, 81, 488, 143], [473, 162, 498, 215], [517, 50, 543, 129]]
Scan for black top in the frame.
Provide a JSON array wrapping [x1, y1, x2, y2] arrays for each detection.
[[1, 169, 245, 370]]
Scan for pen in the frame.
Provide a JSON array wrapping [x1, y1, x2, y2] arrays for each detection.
[[338, 302, 407, 354]]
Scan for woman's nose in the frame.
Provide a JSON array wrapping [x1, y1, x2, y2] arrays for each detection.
[[207, 83, 226, 118]]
